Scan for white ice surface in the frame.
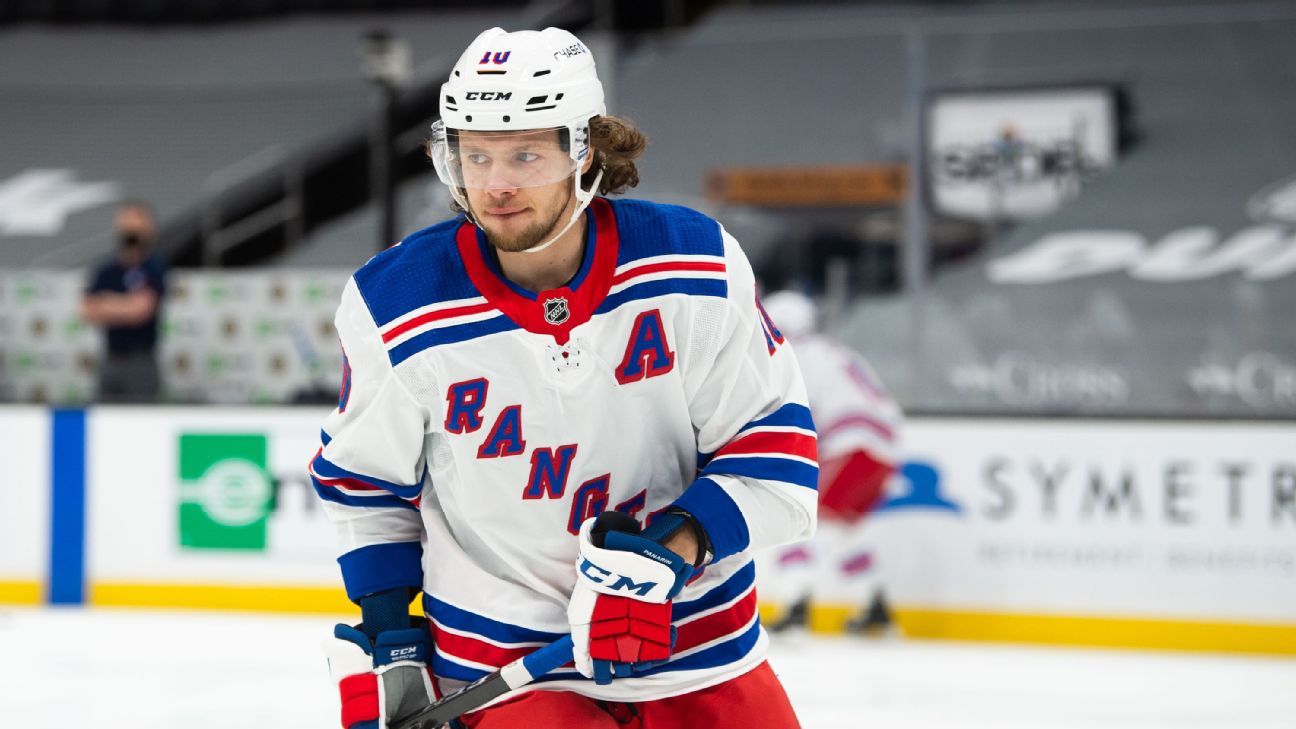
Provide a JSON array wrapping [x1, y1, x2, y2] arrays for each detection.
[[2, 607, 1294, 729]]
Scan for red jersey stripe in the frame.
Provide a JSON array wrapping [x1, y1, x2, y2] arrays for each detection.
[[429, 589, 757, 671], [822, 413, 896, 442], [313, 475, 386, 492], [381, 301, 496, 344], [713, 431, 818, 462], [675, 588, 758, 654], [431, 623, 536, 668], [611, 260, 726, 287], [309, 452, 387, 492]]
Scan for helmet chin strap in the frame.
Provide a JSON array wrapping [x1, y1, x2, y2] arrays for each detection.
[[521, 168, 603, 255]]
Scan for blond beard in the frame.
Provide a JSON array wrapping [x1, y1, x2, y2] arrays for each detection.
[[478, 186, 574, 253]]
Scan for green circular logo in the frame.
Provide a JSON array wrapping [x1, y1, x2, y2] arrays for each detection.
[[197, 459, 271, 527]]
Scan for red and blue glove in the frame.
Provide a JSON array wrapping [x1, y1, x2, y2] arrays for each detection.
[[567, 511, 696, 684], [325, 616, 438, 729]]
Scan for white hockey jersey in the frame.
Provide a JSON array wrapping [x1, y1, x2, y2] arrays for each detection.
[[793, 334, 901, 467], [310, 198, 818, 703]]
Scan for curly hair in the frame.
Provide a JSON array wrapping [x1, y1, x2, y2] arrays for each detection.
[[583, 114, 647, 195]]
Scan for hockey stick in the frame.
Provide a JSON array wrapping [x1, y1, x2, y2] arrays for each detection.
[[391, 635, 575, 729]]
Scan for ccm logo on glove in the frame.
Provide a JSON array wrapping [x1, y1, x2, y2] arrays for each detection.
[[385, 645, 422, 662], [578, 557, 659, 596]]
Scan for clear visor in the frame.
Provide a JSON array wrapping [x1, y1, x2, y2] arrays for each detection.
[[429, 121, 578, 191]]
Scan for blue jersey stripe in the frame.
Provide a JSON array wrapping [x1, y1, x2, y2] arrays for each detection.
[[643, 619, 761, 675], [388, 314, 518, 366], [422, 592, 567, 645], [432, 652, 582, 684], [596, 277, 727, 316], [672, 477, 751, 561], [696, 450, 714, 471], [702, 456, 819, 490], [431, 653, 489, 682], [673, 560, 755, 621], [337, 542, 423, 602], [311, 451, 421, 499], [435, 620, 762, 682], [739, 403, 815, 433], [433, 623, 760, 683], [310, 476, 418, 511]]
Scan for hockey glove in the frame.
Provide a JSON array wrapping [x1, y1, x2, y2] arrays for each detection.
[[567, 511, 695, 685], [325, 618, 438, 729]]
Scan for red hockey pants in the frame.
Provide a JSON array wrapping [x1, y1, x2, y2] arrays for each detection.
[[460, 660, 801, 728]]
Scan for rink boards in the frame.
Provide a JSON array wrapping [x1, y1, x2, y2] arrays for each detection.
[[0, 407, 47, 604], [849, 418, 1296, 654], [2, 406, 1293, 654]]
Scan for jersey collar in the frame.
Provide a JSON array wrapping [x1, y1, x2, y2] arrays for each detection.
[[456, 197, 619, 345]]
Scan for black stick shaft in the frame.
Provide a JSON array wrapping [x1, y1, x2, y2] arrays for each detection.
[[393, 673, 510, 729], [392, 635, 574, 729]]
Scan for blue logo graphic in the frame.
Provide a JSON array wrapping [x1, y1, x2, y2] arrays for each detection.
[[876, 460, 961, 514]]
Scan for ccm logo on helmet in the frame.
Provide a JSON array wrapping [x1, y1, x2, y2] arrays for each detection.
[[465, 91, 513, 101], [578, 558, 657, 597]]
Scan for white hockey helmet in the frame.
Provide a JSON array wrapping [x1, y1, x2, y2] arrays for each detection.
[[429, 27, 607, 251], [438, 26, 605, 132], [761, 290, 817, 338]]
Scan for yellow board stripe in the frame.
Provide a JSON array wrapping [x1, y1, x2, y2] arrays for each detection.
[[0, 580, 43, 605], [784, 602, 1296, 657], [893, 607, 1296, 656], [89, 582, 358, 616], [54, 586, 1296, 657]]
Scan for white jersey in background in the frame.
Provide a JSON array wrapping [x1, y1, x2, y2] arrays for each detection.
[[757, 291, 902, 627], [794, 334, 901, 470], [310, 197, 818, 703]]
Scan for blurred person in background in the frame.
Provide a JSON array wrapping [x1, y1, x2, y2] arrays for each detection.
[[758, 289, 903, 636], [80, 200, 167, 403]]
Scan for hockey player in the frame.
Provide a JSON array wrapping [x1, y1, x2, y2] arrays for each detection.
[[315, 27, 816, 729], [757, 290, 902, 635]]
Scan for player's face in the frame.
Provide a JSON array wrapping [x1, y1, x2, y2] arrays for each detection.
[[458, 129, 578, 253]]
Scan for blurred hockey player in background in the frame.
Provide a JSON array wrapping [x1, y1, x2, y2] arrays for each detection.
[[757, 290, 902, 636], [312, 27, 816, 729]]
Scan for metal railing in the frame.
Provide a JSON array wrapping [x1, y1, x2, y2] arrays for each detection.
[[200, 145, 306, 267]]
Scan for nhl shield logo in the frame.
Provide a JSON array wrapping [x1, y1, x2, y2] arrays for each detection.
[[543, 297, 570, 325]]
